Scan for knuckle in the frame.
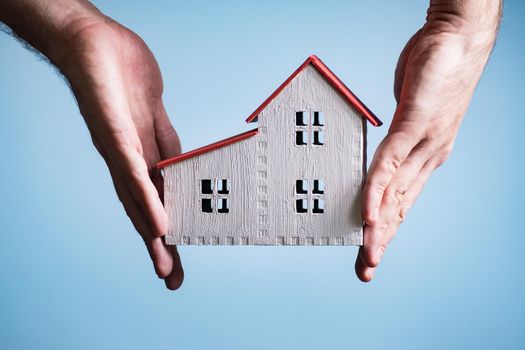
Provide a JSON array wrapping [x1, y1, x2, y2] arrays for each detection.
[[398, 205, 409, 223], [376, 154, 403, 174], [128, 161, 149, 184], [157, 123, 177, 140], [436, 148, 452, 167], [390, 152, 405, 170], [385, 187, 406, 207], [379, 222, 390, 233], [364, 178, 388, 198], [373, 181, 388, 196], [363, 211, 377, 225], [115, 135, 145, 159]]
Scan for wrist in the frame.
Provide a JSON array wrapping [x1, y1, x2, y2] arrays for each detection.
[[49, 13, 111, 70], [0, 0, 106, 68]]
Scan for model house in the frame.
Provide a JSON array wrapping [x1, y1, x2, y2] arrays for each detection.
[[157, 55, 382, 246]]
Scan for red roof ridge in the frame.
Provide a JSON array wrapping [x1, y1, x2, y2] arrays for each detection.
[[245, 55, 382, 127], [156, 128, 258, 169]]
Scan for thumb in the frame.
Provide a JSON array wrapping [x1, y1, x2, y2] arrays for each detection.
[[155, 103, 181, 159], [152, 103, 181, 202]]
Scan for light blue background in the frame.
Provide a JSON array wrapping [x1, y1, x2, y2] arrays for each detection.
[[1, 1, 523, 349]]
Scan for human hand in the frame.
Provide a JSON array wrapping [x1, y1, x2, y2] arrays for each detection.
[[1, 0, 184, 289], [355, 1, 501, 282], [54, 17, 184, 289]]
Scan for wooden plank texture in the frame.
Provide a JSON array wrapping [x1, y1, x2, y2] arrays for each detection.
[[163, 64, 365, 246]]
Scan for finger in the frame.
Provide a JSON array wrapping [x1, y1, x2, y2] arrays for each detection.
[[110, 165, 173, 278], [112, 145, 168, 237], [153, 105, 185, 289], [356, 220, 400, 282], [362, 131, 420, 224], [400, 156, 439, 214], [355, 250, 376, 282], [359, 220, 389, 269], [154, 104, 181, 160], [379, 139, 431, 225], [87, 110, 167, 238], [153, 105, 181, 201], [357, 157, 437, 273], [145, 236, 174, 278], [165, 245, 184, 290], [90, 125, 174, 278]]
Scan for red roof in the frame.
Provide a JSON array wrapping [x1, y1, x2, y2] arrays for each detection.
[[245, 55, 382, 126], [156, 128, 258, 169], [157, 55, 381, 169]]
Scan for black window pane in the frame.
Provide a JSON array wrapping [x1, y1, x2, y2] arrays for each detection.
[[201, 179, 213, 194], [202, 198, 213, 213], [296, 180, 308, 194], [313, 111, 325, 126], [296, 131, 307, 145], [296, 199, 308, 213], [313, 199, 325, 214], [217, 179, 229, 194], [217, 198, 229, 213], [313, 131, 324, 145], [313, 180, 325, 194], [296, 111, 307, 126]]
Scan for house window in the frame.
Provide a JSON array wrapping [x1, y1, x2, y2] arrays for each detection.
[[294, 111, 325, 146], [294, 179, 325, 214], [201, 178, 230, 214]]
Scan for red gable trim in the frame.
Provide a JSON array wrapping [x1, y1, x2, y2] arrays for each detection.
[[245, 55, 382, 127], [156, 128, 258, 169]]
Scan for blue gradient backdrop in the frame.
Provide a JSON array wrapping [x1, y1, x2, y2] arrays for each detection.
[[1, 1, 524, 349]]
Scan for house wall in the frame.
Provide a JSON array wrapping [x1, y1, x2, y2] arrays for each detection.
[[163, 64, 365, 246], [255, 65, 364, 245], [163, 138, 257, 245]]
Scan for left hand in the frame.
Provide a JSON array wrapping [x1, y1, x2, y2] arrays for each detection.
[[55, 16, 185, 289], [0, 0, 186, 289], [355, 2, 501, 282]]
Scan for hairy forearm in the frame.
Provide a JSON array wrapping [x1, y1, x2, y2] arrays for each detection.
[[394, 0, 503, 112], [0, 0, 103, 64], [427, 0, 502, 43]]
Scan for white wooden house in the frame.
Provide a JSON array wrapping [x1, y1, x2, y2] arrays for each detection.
[[157, 55, 382, 246]]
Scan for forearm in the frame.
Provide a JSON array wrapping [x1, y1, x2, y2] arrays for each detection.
[[0, 0, 104, 64], [426, 0, 502, 46]]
